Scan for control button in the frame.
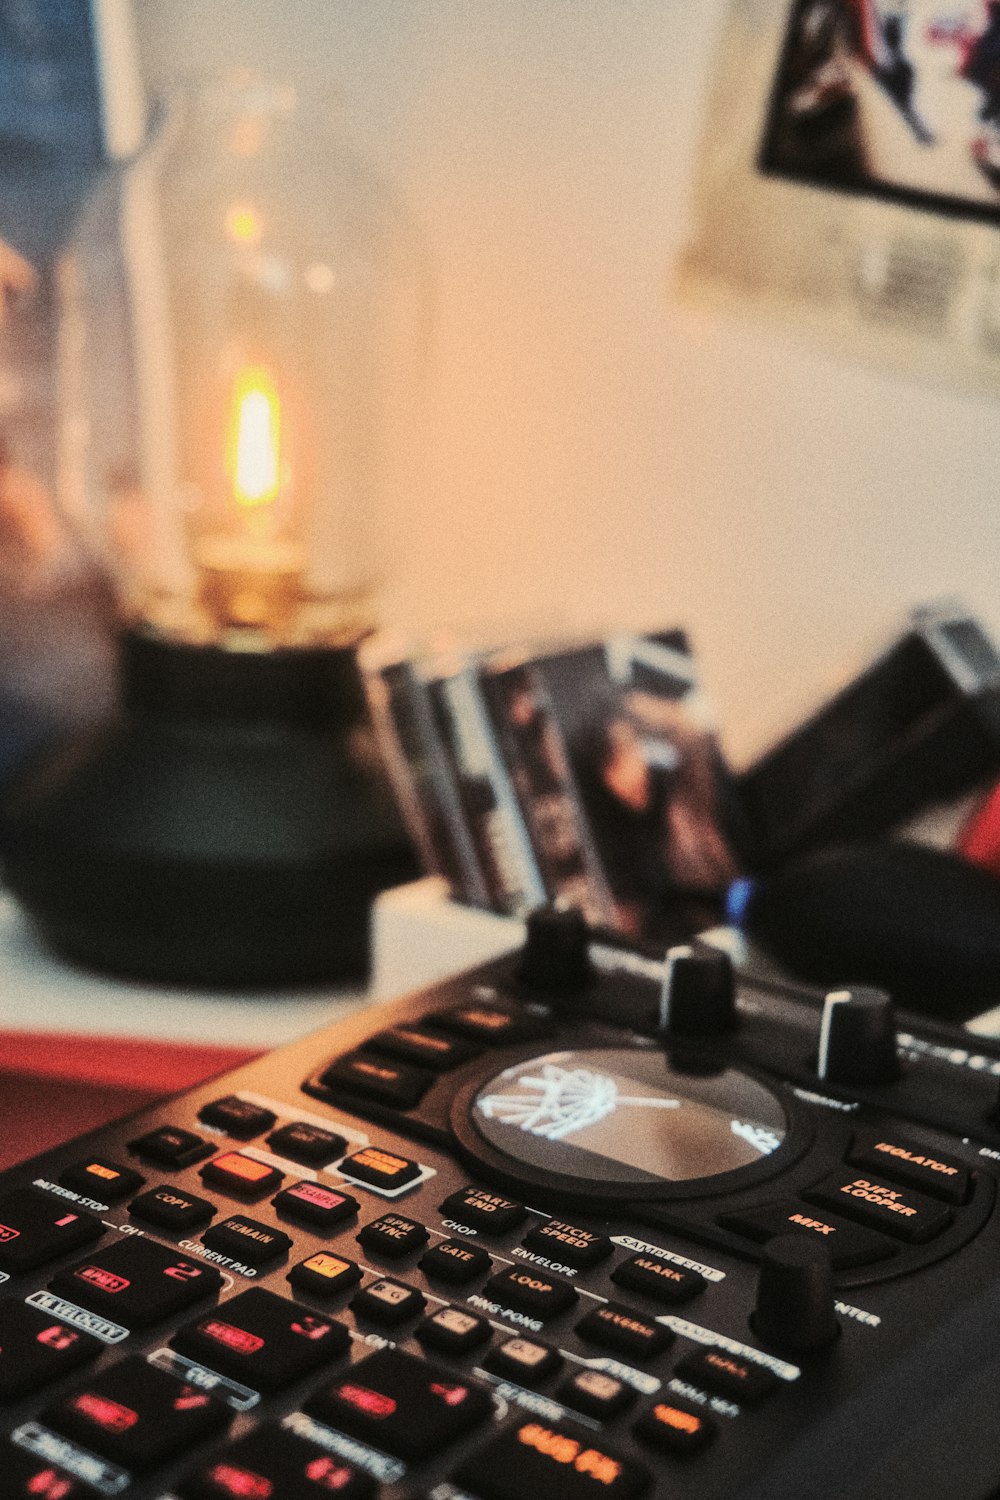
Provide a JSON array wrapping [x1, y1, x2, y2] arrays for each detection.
[[357, 1211, 430, 1259], [752, 1233, 840, 1355], [350, 1276, 426, 1325], [201, 1215, 293, 1269], [0, 1187, 104, 1274], [175, 1422, 376, 1500], [266, 1121, 347, 1166], [558, 1368, 636, 1420], [816, 986, 901, 1087], [0, 1299, 102, 1399], [41, 1354, 230, 1471], [518, 904, 593, 994], [719, 1200, 897, 1269], [367, 1024, 479, 1071], [319, 1052, 434, 1108], [340, 1146, 422, 1193], [172, 1287, 349, 1392], [273, 1180, 359, 1229], [804, 1172, 953, 1244], [129, 1184, 216, 1233], [440, 1185, 527, 1234], [575, 1303, 673, 1361], [304, 1345, 494, 1461], [49, 1236, 223, 1328], [488, 1265, 579, 1320], [611, 1253, 707, 1305], [485, 1335, 563, 1385], [523, 1220, 613, 1269], [58, 1159, 145, 1204], [454, 1415, 651, 1500], [6, 1446, 89, 1498], [197, 1096, 277, 1140], [634, 1396, 716, 1455], [846, 1130, 971, 1205], [288, 1251, 363, 1299], [428, 1003, 548, 1045], [657, 940, 736, 1037], [675, 1347, 781, 1404], [199, 1152, 284, 1201], [420, 1237, 492, 1284], [128, 1126, 212, 1169], [417, 1304, 492, 1355]]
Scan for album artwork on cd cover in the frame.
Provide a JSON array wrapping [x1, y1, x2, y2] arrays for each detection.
[[761, 1, 1000, 222]]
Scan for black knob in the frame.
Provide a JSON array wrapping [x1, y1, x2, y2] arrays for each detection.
[[518, 905, 592, 994], [752, 1234, 840, 1355], [816, 985, 901, 1087], [657, 941, 737, 1037]]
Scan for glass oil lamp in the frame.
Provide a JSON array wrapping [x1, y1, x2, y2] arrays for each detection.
[[0, 79, 423, 986]]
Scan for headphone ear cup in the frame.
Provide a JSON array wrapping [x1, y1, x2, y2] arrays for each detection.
[[741, 842, 1000, 1023]]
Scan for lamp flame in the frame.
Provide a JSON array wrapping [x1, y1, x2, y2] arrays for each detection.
[[228, 367, 281, 509]]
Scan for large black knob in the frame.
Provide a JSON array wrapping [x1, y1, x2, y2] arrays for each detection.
[[816, 985, 900, 1087], [657, 941, 737, 1037], [752, 1234, 840, 1355], [517, 905, 593, 995]]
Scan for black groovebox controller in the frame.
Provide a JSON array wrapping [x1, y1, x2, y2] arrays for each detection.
[[5, 909, 1000, 1500]]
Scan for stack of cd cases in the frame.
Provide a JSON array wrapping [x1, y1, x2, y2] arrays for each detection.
[[360, 630, 745, 949]]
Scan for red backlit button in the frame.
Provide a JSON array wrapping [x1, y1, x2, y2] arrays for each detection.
[[200, 1153, 284, 1201], [174, 1422, 376, 1500], [0, 1300, 102, 1399], [453, 1414, 651, 1500], [42, 1355, 229, 1471], [273, 1180, 359, 1229], [172, 1287, 350, 1392], [49, 1235, 223, 1327], [6, 1446, 89, 1498], [0, 1188, 104, 1274], [304, 1346, 493, 1461]]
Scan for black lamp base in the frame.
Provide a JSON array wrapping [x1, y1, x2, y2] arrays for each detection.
[[0, 630, 418, 988]]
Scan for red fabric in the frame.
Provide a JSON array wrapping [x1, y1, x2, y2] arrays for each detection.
[[0, 1030, 260, 1092]]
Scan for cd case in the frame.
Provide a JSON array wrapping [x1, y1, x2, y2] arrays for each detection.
[[360, 629, 743, 948]]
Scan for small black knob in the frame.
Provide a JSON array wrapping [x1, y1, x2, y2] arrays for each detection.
[[657, 941, 737, 1037], [752, 1234, 840, 1355], [816, 985, 900, 1087], [517, 905, 592, 994]]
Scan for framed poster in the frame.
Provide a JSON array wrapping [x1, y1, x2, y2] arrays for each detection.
[[680, 1, 1000, 393]]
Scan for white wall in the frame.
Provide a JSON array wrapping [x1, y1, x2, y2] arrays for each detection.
[[133, 1, 1000, 764]]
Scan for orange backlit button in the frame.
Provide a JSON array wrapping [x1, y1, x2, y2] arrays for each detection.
[[340, 1146, 422, 1192], [847, 1129, 971, 1205], [199, 1153, 284, 1201], [172, 1287, 350, 1393], [576, 1303, 673, 1361], [59, 1159, 145, 1204], [428, 1004, 549, 1045], [288, 1251, 363, 1299], [675, 1347, 781, 1405], [804, 1172, 953, 1244], [368, 1024, 479, 1071], [41, 1355, 229, 1472], [634, 1396, 716, 1455], [454, 1416, 651, 1500], [718, 1200, 896, 1269], [304, 1346, 493, 1461], [319, 1052, 434, 1109]]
